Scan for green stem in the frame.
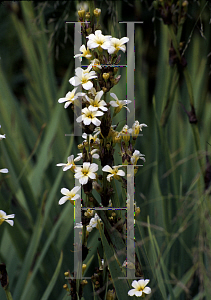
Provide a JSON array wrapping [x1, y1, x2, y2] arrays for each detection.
[[4, 286, 13, 300], [183, 68, 194, 107], [168, 25, 181, 61], [102, 93, 108, 195], [160, 67, 179, 128]]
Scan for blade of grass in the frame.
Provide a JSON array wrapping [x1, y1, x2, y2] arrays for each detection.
[[40, 251, 63, 300]]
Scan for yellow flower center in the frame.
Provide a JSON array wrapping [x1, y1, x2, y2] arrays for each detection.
[[113, 169, 118, 175], [81, 78, 88, 84]]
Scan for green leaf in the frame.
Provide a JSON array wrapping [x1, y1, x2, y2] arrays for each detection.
[[98, 221, 131, 300], [40, 251, 63, 300]]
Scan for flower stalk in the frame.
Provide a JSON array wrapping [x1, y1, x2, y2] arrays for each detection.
[[58, 5, 148, 299]]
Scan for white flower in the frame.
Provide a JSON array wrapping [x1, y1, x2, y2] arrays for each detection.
[[58, 88, 85, 109], [90, 149, 99, 159], [87, 213, 101, 232], [103, 37, 129, 54], [87, 30, 111, 50], [131, 150, 145, 165], [0, 134, 6, 140], [110, 93, 131, 113], [56, 154, 81, 172], [74, 45, 92, 62], [128, 121, 148, 136], [69, 65, 97, 90], [74, 162, 98, 185], [0, 168, 8, 173], [82, 132, 100, 145], [76, 107, 104, 126], [121, 125, 130, 142], [102, 165, 125, 182], [0, 210, 15, 226], [85, 90, 108, 112], [59, 186, 81, 205], [93, 126, 101, 136], [128, 279, 151, 297]]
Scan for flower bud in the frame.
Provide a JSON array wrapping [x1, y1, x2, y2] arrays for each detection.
[[106, 289, 116, 300], [86, 27, 92, 35], [114, 134, 122, 143], [63, 284, 69, 291], [81, 279, 88, 285], [113, 67, 118, 74], [78, 9, 85, 19], [78, 143, 84, 150], [102, 87, 107, 93], [182, 0, 188, 7], [103, 73, 110, 81], [134, 166, 138, 176], [135, 206, 141, 218], [85, 12, 90, 20], [153, 1, 159, 9], [113, 75, 121, 85], [94, 8, 101, 18], [82, 264, 87, 275], [92, 181, 103, 193], [83, 141, 89, 148]]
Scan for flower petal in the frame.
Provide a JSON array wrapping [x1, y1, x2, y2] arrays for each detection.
[[107, 174, 113, 182], [120, 37, 129, 44], [109, 101, 119, 108], [61, 188, 69, 195], [102, 165, 113, 173], [132, 280, 139, 289], [143, 287, 151, 294], [82, 81, 93, 90], [89, 163, 98, 172], [59, 196, 69, 205], [117, 170, 125, 176], [76, 115, 83, 123], [92, 118, 101, 126], [128, 289, 136, 296], [0, 168, 8, 173], [5, 220, 14, 226], [83, 117, 92, 125], [135, 291, 143, 297], [80, 176, 88, 185], [88, 173, 96, 179], [110, 93, 118, 101], [71, 186, 81, 193]]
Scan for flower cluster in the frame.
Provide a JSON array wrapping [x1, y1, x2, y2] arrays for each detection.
[[58, 6, 150, 299]]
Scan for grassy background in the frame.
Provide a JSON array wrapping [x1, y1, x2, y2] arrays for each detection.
[[0, 1, 211, 299]]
